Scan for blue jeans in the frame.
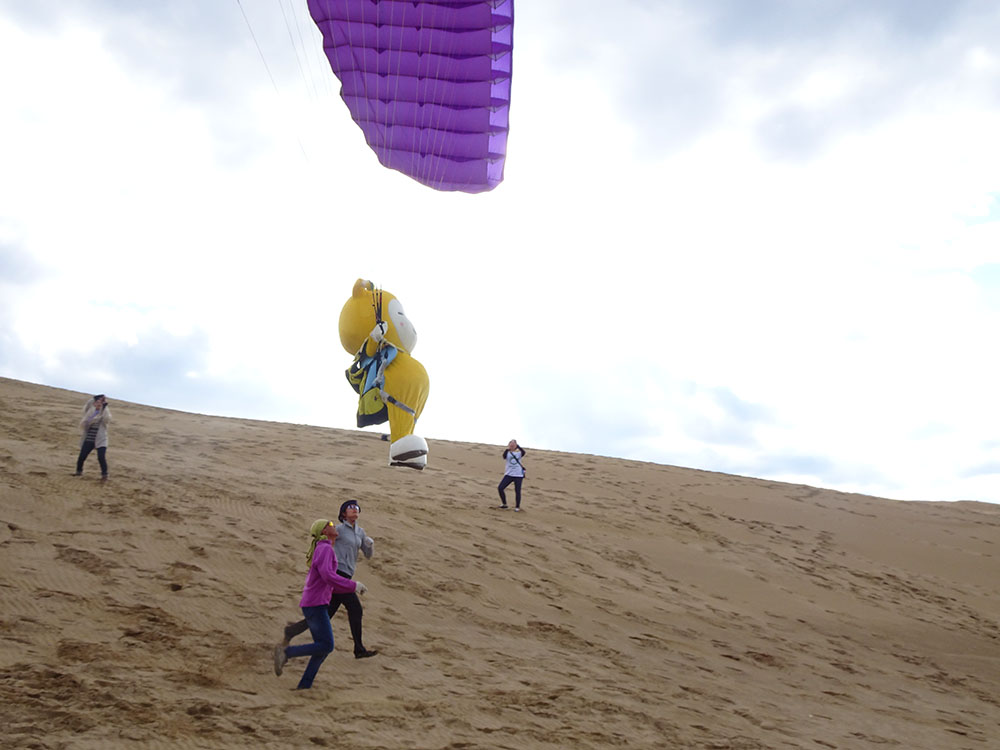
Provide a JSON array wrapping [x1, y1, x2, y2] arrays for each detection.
[[285, 605, 334, 689]]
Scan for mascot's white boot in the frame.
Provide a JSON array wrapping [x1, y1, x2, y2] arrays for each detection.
[[390, 434, 428, 470]]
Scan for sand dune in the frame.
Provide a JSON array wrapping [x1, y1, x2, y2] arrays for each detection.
[[1, 376, 998, 749]]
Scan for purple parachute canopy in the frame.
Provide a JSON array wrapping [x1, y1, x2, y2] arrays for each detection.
[[307, 0, 513, 193]]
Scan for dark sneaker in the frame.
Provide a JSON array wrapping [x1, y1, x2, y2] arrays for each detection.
[[497, 504, 509, 510], [355, 649, 378, 659], [273, 643, 287, 675]]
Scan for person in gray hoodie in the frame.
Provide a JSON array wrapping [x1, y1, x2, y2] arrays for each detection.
[[75, 394, 111, 479], [282, 499, 377, 658]]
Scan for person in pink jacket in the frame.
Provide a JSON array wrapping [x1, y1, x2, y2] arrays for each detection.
[[273, 519, 367, 690]]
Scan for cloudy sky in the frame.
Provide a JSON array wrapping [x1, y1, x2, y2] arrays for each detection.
[[2, 0, 999, 503]]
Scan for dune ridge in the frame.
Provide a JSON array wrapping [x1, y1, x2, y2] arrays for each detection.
[[1, 376, 998, 749]]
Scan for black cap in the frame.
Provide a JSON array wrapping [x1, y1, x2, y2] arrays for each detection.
[[338, 500, 361, 521]]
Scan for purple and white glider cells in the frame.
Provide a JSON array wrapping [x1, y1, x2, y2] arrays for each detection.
[[307, 0, 513, 193]]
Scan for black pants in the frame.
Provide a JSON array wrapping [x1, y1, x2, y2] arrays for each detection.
[[498, 475, 523, 507], [286, 571, 366, 655], [76, 442, 107, 476]]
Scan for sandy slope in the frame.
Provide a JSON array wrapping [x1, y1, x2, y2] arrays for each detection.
[[1, 376, 998, 749]]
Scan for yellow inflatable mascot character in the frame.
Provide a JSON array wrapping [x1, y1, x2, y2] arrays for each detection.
[[339, 279, 429, 469]]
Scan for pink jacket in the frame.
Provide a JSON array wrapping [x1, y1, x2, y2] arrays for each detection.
[[299, 540, 358, 607]]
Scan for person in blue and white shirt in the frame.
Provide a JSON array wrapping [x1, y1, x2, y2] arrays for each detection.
[[497, 439, 526, 511]]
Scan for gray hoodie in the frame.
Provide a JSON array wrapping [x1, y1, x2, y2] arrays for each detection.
[[334, 520, 373, 577]]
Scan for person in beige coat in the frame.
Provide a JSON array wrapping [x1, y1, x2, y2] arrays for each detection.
[[75, 394, 111, 479]]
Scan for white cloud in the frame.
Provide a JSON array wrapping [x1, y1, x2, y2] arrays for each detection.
[[1, 1, 999, 502]]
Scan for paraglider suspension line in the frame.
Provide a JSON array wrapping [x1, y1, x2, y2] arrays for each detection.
[[368, 285, 414, 415], [372, 287, 383, 326]]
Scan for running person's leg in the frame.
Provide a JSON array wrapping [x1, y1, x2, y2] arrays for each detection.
[[285, 605, 334, 689], [284, 591, 343, 645], [283, 616, 310, 644], [340, 592, 374, 657]]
